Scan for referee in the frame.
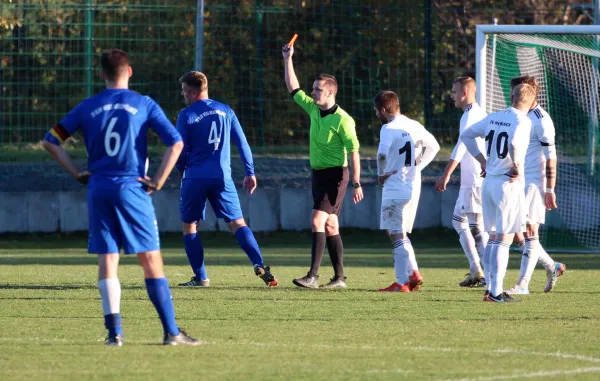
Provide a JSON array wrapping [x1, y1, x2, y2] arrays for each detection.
[[282, 44, 363, 289]]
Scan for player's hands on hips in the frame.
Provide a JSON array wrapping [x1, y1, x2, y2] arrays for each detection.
[[282, 44, 294, 59], [137, 175, 159, 194], [75, 170, 91, 185], [353, 187, 364, 204], [244, 175, 257, 195], [378, 170, 397, 186], [544, 192, 557, 210], [507, 165, 520, 182], [434, 175, 449, 192]]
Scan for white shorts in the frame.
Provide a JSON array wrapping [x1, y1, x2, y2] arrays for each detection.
[[380, 198, 418, 233], [453, 187, 483, 215], [481, 175, 526, 234], [524, 182, 546, 225]]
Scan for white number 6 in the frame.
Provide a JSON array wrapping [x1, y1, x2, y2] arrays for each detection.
[[104, 117, 121, 157]]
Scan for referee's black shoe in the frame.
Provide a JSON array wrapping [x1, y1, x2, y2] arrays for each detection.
[[293, 273, 319, 288]]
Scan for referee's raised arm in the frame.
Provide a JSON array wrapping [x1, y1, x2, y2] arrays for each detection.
[[282, 45, 300, 92]]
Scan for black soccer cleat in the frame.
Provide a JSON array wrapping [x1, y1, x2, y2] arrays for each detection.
[[485, 292, 522, 303], [293, 272, 319, 289], [178, 276, 210, 287], [254, 265, 278, 287], [163, 330, 203, 346]]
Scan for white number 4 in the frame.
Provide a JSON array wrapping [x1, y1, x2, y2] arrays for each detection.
[[208, 121, 221, 150], [104, 117, 121, 157]]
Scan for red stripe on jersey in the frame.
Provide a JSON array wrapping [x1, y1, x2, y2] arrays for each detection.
[[52, 123, 70, 141]]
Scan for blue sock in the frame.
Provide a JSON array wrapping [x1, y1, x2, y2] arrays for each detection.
[[235, 226, 264, 267], [184, 233, 208, 280], [144, 278, 180, 336], [104, 313, 123, 337]]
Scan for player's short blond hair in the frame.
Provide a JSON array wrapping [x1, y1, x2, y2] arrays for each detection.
[[512, 83, 536, 107], [179, 71, 208, 92], [452, 76, 476, 90]]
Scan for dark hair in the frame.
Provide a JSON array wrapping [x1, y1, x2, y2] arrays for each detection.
[[100, 49, 130, 81], [314, 73, 338, 95], [510, 75, 539, 95], [179, 71, 208, 92], [373, 90, 400, 114]]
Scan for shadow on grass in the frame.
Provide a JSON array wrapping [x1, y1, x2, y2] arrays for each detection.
[[1, 229, 600, 268]]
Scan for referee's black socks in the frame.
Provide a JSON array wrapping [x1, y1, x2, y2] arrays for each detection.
[[309, 232, 326, 277], [326, 234, 344, 279]]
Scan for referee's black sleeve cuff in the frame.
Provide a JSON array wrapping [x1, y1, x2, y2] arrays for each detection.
[[290, 88, 301, 97]]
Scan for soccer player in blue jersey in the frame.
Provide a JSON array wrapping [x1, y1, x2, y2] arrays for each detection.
[[42, 49, 201, 346], [175, 71, 278, 288]]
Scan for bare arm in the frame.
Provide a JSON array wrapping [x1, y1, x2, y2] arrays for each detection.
[[349, 151, 363, 203], [544, 158, 558, 209], [139, 141, 184, 192], [42, 140, 90, 184], [282, 46, 300, 92], [434, 159, 459, 192]]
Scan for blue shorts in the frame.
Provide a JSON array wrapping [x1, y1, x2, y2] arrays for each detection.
[[180, 178, 243, 223], [88, 186, 160, 255]]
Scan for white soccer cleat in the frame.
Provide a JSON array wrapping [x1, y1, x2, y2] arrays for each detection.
[[505, 285, 529, 295]]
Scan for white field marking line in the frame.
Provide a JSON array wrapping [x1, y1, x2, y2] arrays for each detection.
[[227, 341, 600, 364], [433, 367, 600, 381]]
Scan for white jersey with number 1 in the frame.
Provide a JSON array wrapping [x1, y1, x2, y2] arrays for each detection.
[[377, 115, 440, 200]]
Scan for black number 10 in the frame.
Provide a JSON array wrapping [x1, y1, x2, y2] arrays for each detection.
[[485, 129, 509, 159]]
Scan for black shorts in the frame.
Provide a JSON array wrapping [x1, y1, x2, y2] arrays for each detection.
[[311, 166, 349, 215]]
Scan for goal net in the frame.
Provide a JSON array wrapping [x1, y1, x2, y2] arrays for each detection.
[[476, 25, 600, 253]]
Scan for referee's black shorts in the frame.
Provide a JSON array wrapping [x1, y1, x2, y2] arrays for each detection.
[[311, 166, 349, 215]]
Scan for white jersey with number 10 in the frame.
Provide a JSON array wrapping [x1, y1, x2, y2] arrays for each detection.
[[462, 107, 532, 176], [377, 115, 440, 200]]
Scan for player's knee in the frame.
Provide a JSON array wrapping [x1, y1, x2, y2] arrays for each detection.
[[227, 218, 246, 233], [325, 216, 339, 236], [452, 215, 469, 235], [137, 250, 165, 278], [469, 224, 481, 237], [182, 222, 196, 235]]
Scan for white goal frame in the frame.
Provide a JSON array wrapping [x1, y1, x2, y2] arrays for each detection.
[[475, 24, 600, 252]]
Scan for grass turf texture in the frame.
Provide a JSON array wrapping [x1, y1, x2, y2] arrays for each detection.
[[0, 230, 599, 381]]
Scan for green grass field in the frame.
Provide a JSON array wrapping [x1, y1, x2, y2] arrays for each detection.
[[0, 231, 599, 381]]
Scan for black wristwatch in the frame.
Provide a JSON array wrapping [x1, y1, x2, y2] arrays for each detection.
[[352, 182, 361, 189]]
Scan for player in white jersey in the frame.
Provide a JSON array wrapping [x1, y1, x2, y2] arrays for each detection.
[[461, 83, 536, 303], [374, 90, 440, 292], [505, 76, 566, 295], [435, 77, 488, 287]]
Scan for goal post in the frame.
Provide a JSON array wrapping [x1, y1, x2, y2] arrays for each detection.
[[476, 24, 600, 253]]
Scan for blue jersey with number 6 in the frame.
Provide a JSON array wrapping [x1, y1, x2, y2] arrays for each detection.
[[44, 89, 181, 189], [175, 99, 254, 179]]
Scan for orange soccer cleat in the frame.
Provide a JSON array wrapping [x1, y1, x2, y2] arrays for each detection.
[[378, 282, 410, 292]]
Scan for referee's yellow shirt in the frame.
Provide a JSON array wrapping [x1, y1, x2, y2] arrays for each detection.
[[293, 89, 360, 170]]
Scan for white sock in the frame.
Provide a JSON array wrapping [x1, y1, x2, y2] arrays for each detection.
[[459, 232, 482, 274], [454, 216, 481, 274], [406, 238, 418, 275], [518, 236, 540, 287], [490, 242, 510, 297], [537, 247, 555, 272], [474, 231, 488, 263], [483, 240, 494, 291], [98, 278, 121, 315], [393, 240, 410, 285]]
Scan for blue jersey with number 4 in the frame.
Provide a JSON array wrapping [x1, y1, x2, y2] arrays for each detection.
[[44, 89, 181, 189], [175, 99, 254, 180]]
